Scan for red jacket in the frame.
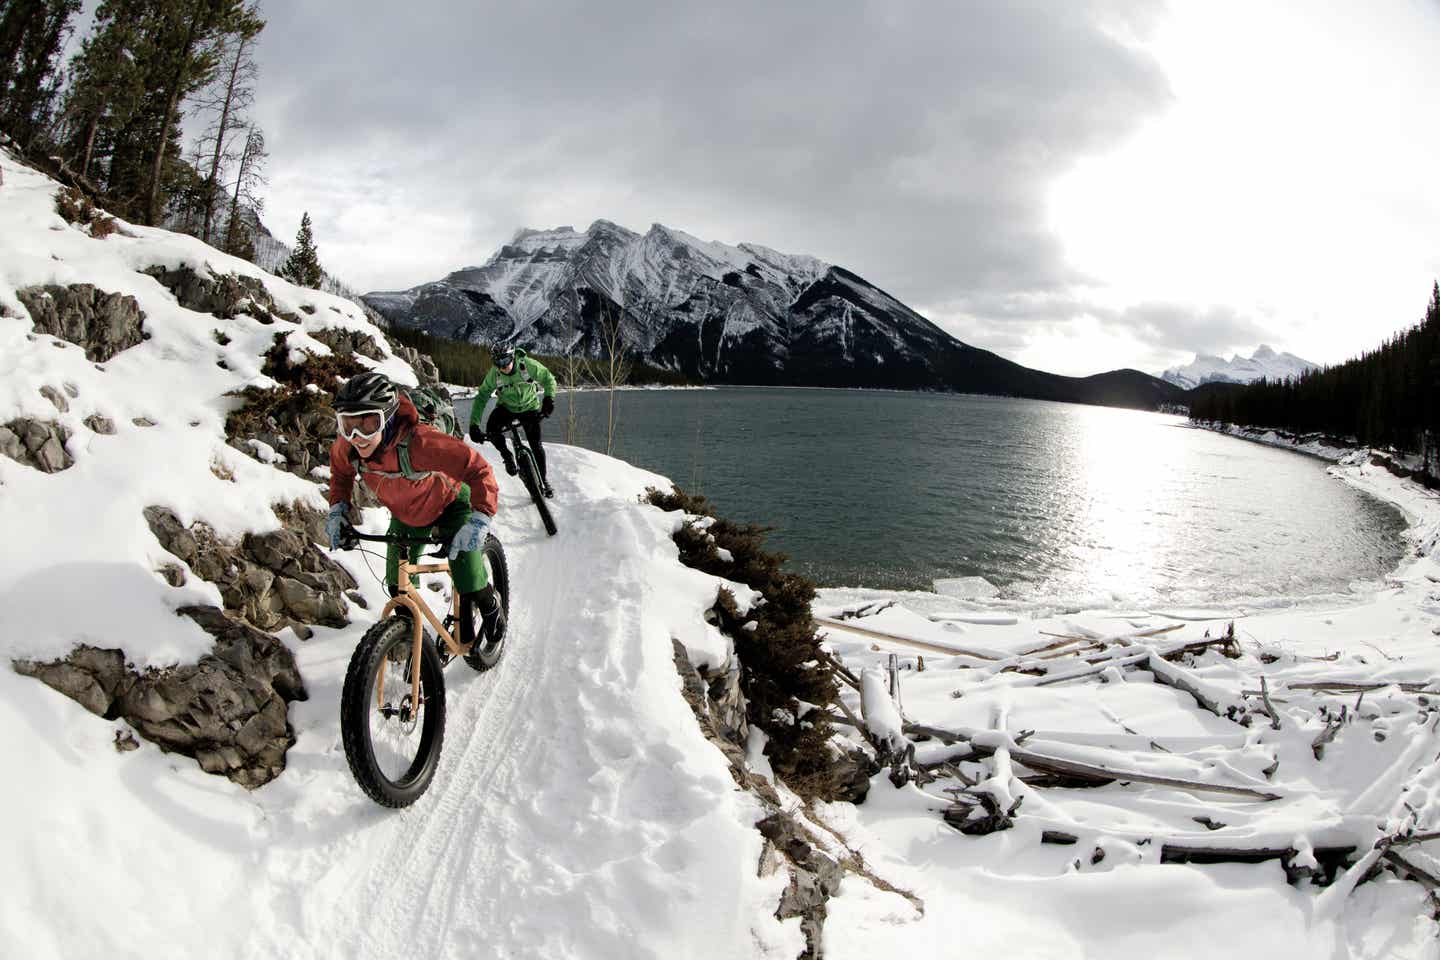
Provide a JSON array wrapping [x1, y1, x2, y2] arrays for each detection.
[[329, 395, 498, 526]]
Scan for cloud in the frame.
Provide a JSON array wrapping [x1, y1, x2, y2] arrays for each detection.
[[922, 291, 1274, 376], [253, 0, 1171, 306]]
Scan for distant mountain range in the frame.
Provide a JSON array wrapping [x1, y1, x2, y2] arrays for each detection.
[[1160, 345, 1318, 390], [363, 220, 1185, 411]]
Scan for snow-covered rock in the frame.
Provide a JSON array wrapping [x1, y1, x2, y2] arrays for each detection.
[[1161, 344, 1318, 390]]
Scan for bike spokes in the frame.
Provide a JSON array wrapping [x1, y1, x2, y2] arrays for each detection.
[[367, 633, 427, 782]]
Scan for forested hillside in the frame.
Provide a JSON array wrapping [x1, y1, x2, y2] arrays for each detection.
[[1191, 283, 1440, 473]]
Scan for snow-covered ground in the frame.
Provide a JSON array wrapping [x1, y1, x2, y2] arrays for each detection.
[[4, 147, 1439, 958]]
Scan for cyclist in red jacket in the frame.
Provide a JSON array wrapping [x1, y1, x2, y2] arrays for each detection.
[[325, 372, 503, 649]]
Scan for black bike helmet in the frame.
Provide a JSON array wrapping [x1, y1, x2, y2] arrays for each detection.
[[333, 371, 399, 418], [493, 346, 516, 369]]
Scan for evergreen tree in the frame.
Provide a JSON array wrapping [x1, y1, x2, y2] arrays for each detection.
[[1190, 279, 1440, 482], [142, 0, 263, 226], [280, 212, 324, 288], [196, 5, 262, 243], [52, 0, 261, 223], [0, 0, 82, 149], [55, 0, 148, 182]]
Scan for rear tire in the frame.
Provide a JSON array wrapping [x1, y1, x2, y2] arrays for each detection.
[[517, 446, 558, 536], [341, 615, 446, 807], [464, 534, 510, 671]]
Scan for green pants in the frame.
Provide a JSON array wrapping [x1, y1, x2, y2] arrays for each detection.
[[385, 485, 489, 595]]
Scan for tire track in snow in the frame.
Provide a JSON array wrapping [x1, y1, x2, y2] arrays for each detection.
[[247, 449, 741, 959]]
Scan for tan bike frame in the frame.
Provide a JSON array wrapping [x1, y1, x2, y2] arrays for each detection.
[[375, 555, 473, 714]]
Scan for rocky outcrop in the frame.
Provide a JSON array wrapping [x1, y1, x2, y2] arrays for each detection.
[[0, 418, 73, 472], [309, 326, 384, 362], [18, 283, 145, 362], [13, 605, 307, 788], [145, 503, 355, 633], [142, 264, 297, 326], [390, 343, 441, 386]]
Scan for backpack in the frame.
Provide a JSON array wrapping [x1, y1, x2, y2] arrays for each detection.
[[403, 384, 460, 438]]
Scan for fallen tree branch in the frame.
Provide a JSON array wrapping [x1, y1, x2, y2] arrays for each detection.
[[1312, 714, 1345, 760], [816, 617, 1004, 660], [1260, 676, 1283, 730], [1146, 653, 1247, 723], [1383, 849, 1440, 892]]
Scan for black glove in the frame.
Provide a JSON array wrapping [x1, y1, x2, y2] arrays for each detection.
[[541, 395, 555, 419], [468, 423, 486, 444]]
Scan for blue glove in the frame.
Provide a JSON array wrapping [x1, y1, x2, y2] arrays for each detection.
[[449, 512, 492, 559], [326, 502, 349, 549]]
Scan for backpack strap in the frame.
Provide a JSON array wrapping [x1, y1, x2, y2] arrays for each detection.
[[350, 429, 435, 484]]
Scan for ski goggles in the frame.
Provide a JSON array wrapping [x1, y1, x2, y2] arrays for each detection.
[[336, 409, 387, 442]]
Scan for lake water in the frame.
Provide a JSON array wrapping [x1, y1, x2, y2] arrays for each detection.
[[458, 388, 1407, 609]]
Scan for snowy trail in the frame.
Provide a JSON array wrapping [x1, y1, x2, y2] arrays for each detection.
[[238, 447, 792, 959]]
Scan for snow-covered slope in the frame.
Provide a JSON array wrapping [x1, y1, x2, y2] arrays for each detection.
[[0, 148, 803, 958], [1161, 345, 1318, 390]]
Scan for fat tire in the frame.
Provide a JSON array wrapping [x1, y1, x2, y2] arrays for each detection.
[[517, 446, 558, 536], [463, 534, 511, 671], [340, 615, 446, 807]]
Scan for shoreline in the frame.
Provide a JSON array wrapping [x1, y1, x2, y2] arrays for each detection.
[[820, 421, 1439, 622]]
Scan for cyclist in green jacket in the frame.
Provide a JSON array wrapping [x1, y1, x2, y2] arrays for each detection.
[[468, 346, 559, 497]]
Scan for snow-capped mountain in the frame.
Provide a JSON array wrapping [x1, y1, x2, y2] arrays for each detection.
[[1160, 345, 1318, 390], [364, 220, 1185, 409]]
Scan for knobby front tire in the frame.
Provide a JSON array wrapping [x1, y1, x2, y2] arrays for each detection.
[[341, 615, 447, 807], [464, 533, 511, 672], [517, 447, 558, 537]]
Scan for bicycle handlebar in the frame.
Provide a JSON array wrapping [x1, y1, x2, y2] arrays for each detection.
[[338, 524, 450, 555]]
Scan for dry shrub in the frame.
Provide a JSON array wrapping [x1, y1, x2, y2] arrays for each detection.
[[55, 186, 93, 225], [90, 213, 118, 239], [645, 485, 844, 800], [260, 331, 364, 393]]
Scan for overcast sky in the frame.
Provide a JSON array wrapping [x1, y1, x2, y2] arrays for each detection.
[[251, 0, 1440, 377]]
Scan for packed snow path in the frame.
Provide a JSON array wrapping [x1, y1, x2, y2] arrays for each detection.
[[245, 448, 794, 958]]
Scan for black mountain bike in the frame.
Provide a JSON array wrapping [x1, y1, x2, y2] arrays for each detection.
[[480, 421, 557, 537], [336, 526, 509, 807]]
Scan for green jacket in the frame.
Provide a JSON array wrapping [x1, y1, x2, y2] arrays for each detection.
[[474, 349, 557, 416]]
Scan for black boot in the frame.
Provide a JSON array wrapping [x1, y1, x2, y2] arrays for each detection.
[[501, 452, 517, 476], [461, 586, 504, 647], [477, 586, 505, 646], [542, 477, 554, 498], [462, 585, 506, 670]]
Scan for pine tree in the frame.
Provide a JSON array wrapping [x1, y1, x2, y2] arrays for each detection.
[[0, 0, 82, 149], [280, 212, 324, 288], [55, 0, 149, 183], [142, 0, 262, 226], [197, 6, 262, 244]]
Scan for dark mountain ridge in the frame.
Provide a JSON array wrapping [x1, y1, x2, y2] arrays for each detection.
[[363, 220, 1186, 411]]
